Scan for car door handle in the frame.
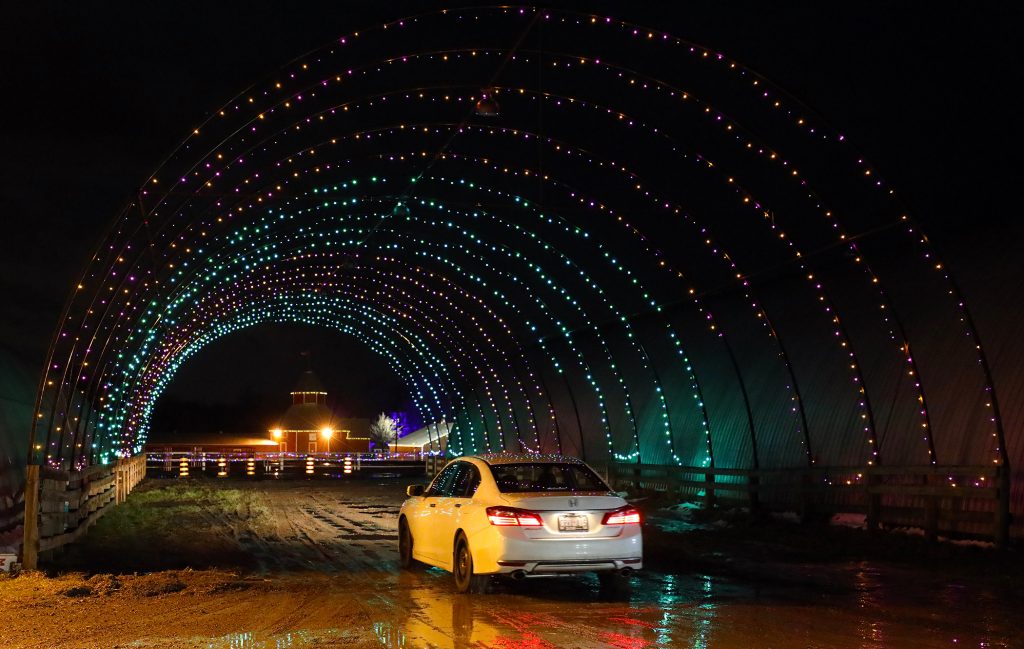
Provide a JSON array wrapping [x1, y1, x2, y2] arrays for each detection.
[[429, 503, 436, 508], [454, 503, 462, 508]]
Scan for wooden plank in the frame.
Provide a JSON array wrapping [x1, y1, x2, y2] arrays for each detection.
[[866, 485, 997, 498], [612, 462, 995, 479], [38, 506, 105, 553], [84, 464, 113, 481], [39, 500, 70, 515], [40, 478, 67, 493], [38, 513, 66, 538], [90, 475, 115, 495], [40, 487, 80, 503], [39, 467, 69, 481], [642, 479, 751, 492], [814, 465, 997, 478], [662, 466, 752, 478]]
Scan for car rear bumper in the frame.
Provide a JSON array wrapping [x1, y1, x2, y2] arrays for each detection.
[[496, 557, 643, 575], [470, 525, 643, 574]]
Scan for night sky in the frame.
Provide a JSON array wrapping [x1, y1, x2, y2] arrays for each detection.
[[2, 2, 1020, 436]]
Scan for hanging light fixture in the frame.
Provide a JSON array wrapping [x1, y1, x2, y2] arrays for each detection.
[[392, 201, 410, 219], [474, 88, 500, 116]]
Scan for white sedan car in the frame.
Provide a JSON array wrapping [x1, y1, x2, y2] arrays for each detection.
[[398, 453, 643, 593]]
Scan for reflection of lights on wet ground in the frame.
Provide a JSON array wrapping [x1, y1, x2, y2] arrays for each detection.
[[655, 573, 677, 646], [854, 565, 884, 645], [689, 574, 715, 649], [201, 629, 350, 649], [132, 567, 1019, 649], [138, 558, 1023, 649], [373, 621, 407, 648]]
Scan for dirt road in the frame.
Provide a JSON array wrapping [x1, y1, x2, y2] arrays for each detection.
[[201, 480, 403, 574], [1, 478, 1021, 648]]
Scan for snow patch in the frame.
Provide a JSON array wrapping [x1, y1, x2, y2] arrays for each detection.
[[669, 502, 703, 511]]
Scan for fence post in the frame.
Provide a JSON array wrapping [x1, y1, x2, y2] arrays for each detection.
[[703, 470, 715, 510], [115, 459, 125, 504], [748, 470, 760, 513], [21, 465, 40, 570], [666, 467, 679, 500], [606, 463, 618, 490], [924, 474, 939, 543], [995, 464, 1010, 548], [799, 471, 815, 523], [866, 469, 881, 532]]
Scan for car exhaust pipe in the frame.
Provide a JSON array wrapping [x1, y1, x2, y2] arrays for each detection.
[[511, 570, 527, 580], [619, 567, 633, 577]]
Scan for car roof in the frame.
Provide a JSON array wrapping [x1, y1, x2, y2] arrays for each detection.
[[469, 452, 586, 466]]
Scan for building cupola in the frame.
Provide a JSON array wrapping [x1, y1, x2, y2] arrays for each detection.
[[291, 370, 327, 405]]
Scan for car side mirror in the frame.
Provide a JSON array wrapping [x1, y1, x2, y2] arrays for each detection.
[[407, 485, 424, 497]]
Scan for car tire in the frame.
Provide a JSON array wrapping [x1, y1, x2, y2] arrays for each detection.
[[398, 518, 418, 570], [453, 533, 489, 594]]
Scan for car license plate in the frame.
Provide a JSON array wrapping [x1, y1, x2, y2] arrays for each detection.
[[558, 513, 588, 532]]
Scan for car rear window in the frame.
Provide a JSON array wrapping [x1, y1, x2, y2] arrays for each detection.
[[489, 463, 609, 493]]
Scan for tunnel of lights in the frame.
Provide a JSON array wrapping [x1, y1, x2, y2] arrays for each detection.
[[31, 8, 1009, 492]]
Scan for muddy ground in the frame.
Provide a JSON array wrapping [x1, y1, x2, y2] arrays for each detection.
[[1, 477, 1021, 648]]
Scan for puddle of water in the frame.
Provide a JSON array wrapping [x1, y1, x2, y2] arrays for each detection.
[[128, 628, 354, 648], [388, 571, 1019, 649], [129, 568, 1021, 649]]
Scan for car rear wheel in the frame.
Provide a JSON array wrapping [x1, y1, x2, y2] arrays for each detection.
[[453, 533, 489, 594], [398, 518, 417, 570]]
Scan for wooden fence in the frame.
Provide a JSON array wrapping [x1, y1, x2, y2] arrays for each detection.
[[21, 454, 147, 568], [606, 462, 1013, 547]]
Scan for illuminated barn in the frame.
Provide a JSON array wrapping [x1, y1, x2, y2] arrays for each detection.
[[269, 370, 371, 453]]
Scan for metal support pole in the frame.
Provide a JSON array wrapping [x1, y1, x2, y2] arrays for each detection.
[[530, 362, 561, 454], [560, 371, 584, 460]]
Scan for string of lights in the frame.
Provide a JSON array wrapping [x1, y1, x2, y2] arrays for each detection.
[[30, 7, 1002, 477]]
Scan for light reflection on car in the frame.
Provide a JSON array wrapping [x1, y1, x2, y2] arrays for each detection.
[[398, 453, 642, 593]]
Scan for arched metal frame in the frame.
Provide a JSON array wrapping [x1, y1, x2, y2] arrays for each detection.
[[28, 8, 1007, 487]]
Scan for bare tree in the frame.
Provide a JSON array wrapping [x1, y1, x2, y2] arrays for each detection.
[[368, 413, 398, 455]]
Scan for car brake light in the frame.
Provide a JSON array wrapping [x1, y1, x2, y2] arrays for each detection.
[[486, 506, 543, 526], [602, 506, 641, 525]]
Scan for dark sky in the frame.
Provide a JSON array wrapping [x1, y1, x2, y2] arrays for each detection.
[[1, 2, 1019, 431]]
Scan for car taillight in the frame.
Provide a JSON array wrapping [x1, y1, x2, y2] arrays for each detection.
[[602, 506, 641, 525], [486, 506, 543, 526]]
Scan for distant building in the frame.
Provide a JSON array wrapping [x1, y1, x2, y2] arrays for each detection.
[[145, 433, 279, 456], [393, 420, 452, 455], [269, 371, 371, 453]]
